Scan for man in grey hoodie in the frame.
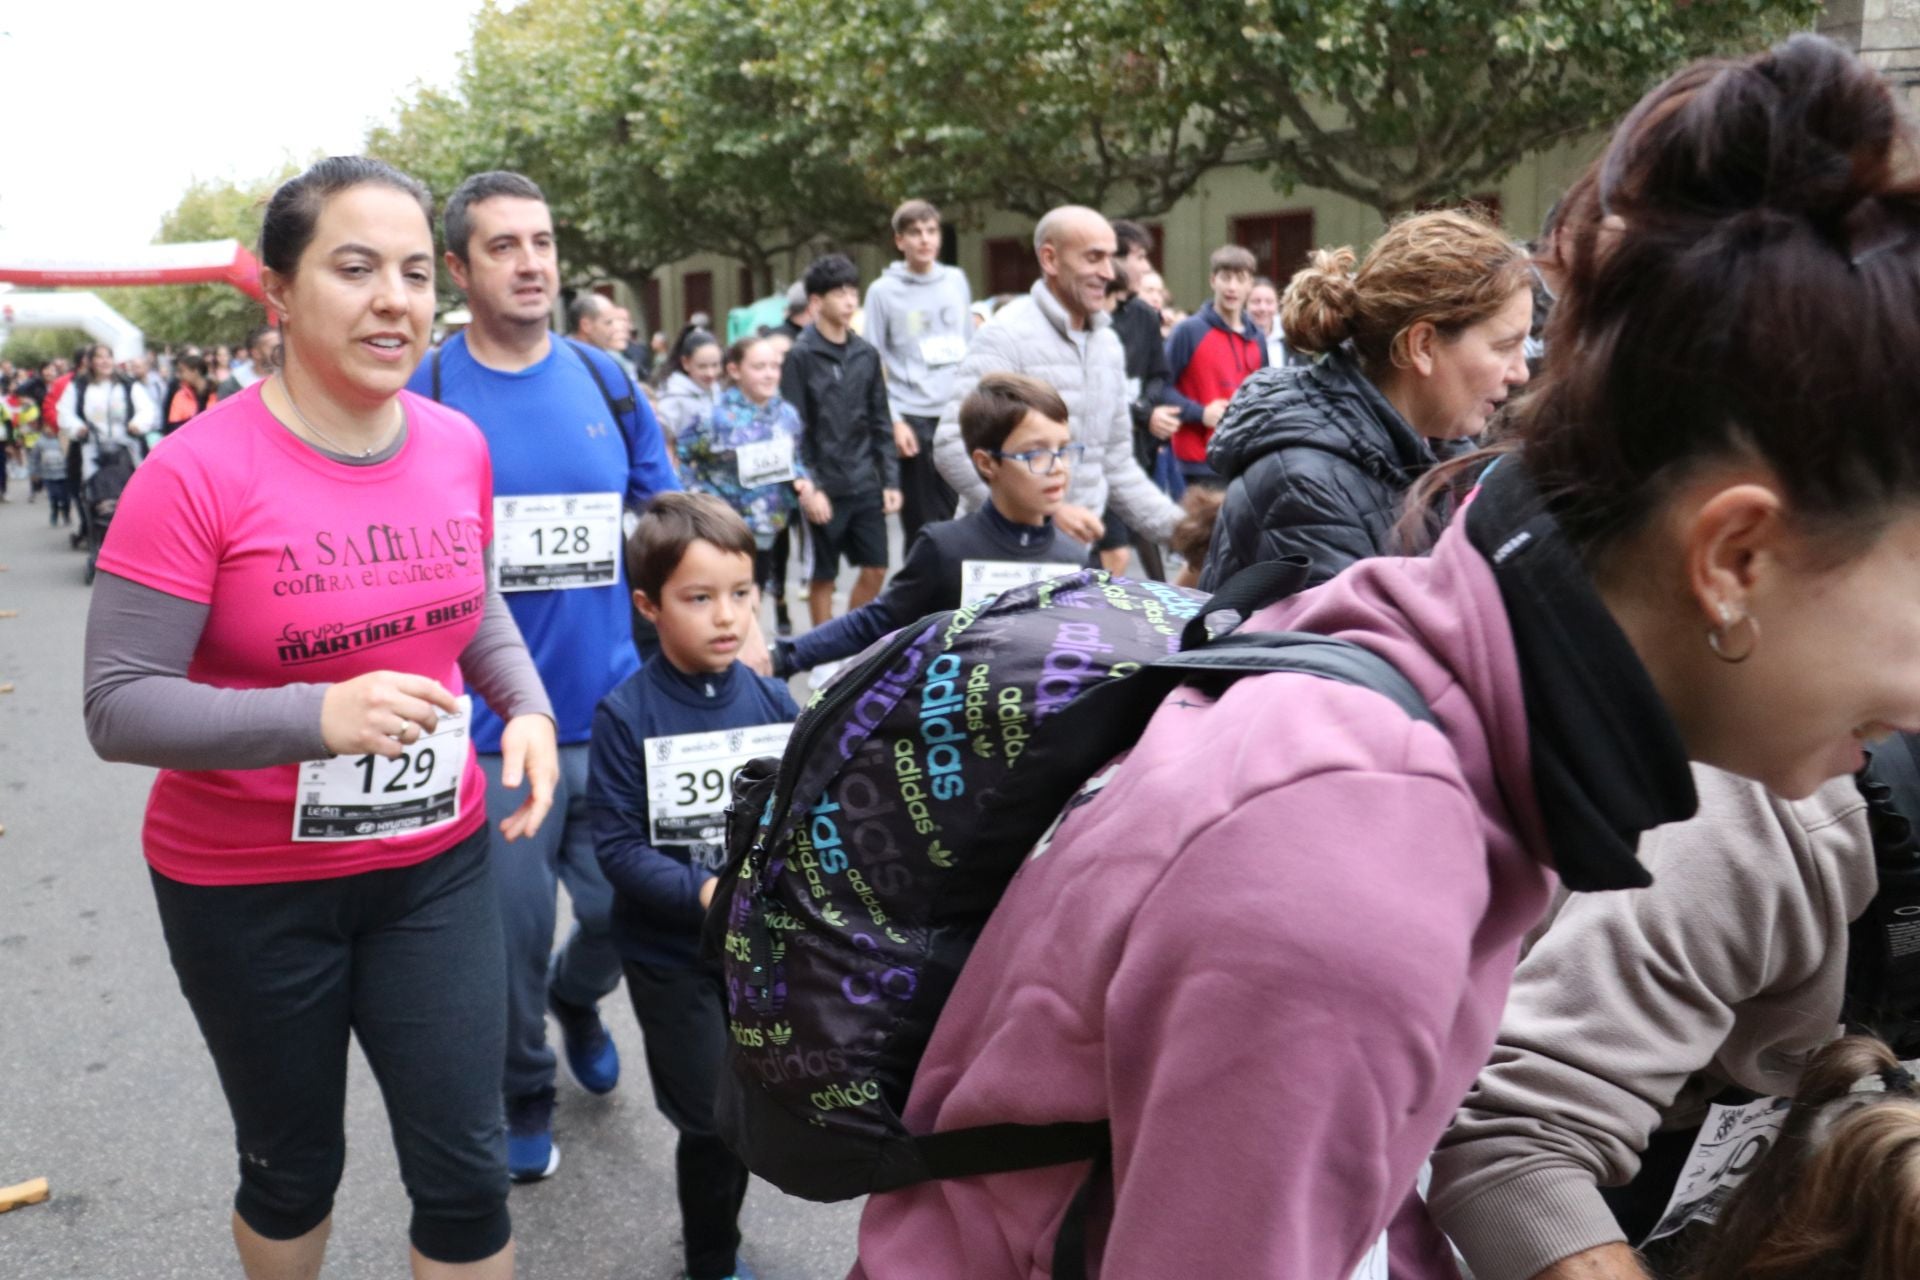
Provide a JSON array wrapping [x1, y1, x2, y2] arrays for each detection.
[[863, 199, 971, 546]]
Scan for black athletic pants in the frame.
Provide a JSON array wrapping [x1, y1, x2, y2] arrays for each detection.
[[898, 413, 957, 548], [149, 826, 510, 1262], [623, 959, 749, 1280]]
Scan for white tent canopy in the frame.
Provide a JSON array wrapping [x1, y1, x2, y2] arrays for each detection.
[[0, 291, 145, 359]]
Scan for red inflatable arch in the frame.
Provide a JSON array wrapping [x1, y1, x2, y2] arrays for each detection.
[[0, 240, 267, 303]]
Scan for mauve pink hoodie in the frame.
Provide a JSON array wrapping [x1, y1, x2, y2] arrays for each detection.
[[852, 514, 1558, 1279]]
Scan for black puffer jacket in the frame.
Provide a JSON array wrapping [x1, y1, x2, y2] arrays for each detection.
[[1198, 345, 1438, 591]]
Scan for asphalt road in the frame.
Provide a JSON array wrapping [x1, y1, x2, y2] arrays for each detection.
[[0, 491, 865, 1279]]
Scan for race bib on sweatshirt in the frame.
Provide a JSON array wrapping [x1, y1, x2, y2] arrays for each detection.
[[293, 696, 471, 841], [918, 334, 967, 367], [961, 560, 1081, 605], [1646, 1070, 1919, 1247], [736, 437, 797, 488], [493, 492, 622, 591], [645, 723, 794, 846]]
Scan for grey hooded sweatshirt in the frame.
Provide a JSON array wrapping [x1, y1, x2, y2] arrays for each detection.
[[862, 261, 973, 420]]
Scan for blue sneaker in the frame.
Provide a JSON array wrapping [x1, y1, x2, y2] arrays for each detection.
[[688, 1261, 757, 1280], [549, 992, 620, 1094], [506, 1089, 560, 1183]]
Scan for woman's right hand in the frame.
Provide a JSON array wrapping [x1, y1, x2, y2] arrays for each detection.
[[801, 488, 833, 525], [320, 671, 461, 758]]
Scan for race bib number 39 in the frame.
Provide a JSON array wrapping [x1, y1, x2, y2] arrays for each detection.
[[645, 723, 793, 846], [494, 492, 622, 592], [961, 560, 1082, 605], [294, 696, 471, 842]]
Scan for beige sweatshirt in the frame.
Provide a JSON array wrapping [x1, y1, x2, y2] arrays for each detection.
[[1426, 765, 1874, 1280]]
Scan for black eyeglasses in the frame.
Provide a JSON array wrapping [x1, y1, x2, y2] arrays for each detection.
[[989, 444, 1085, 475]]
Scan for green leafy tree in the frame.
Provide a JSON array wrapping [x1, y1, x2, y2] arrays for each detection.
[[97, 167, 295, 348], [367, 0, 1824, 290], [369, 0, 671, 295], [760, 0, 1235, 221], [3, 328, 93, 370], [624, 0, 894, 293], [1183, 0, 1824, 219], [370, 0, 891, 304]]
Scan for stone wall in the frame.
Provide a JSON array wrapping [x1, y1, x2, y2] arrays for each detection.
[[1823, 0, 1920, 96]]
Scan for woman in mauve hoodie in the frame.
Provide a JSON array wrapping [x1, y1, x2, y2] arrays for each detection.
[[853, 34, 1920, 1280]]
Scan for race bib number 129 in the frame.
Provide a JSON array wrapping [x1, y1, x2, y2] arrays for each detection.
[[293, 696, 471, 841]]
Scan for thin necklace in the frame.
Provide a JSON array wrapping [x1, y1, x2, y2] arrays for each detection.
[[278, 373, 399, 459]]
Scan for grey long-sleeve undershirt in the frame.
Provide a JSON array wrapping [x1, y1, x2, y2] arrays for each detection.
[[82, 426, 552, 771]]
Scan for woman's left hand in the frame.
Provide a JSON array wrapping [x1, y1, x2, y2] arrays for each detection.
[[497, 714, 560, 842]]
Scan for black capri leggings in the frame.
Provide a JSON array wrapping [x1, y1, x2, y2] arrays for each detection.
[[150, 824, 510, 1263]]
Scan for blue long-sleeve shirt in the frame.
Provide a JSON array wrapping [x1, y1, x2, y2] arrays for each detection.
[[409, 333, 681, 751], [588, 656, 799, 967], [777, 501, 1086, 675]]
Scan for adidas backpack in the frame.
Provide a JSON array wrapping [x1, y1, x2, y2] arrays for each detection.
[[703, 560, 1432, 1226]]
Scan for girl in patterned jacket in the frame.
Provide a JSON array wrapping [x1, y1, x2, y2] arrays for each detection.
[[676, 333, 815, 635]]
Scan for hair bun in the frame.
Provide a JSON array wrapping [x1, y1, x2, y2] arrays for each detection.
[[1608, 34, 1903, 233], [1279, 246, 1361, 356]]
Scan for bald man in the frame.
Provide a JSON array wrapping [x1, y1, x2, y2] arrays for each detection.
[[932, 205, 1181, 549], [568, 292, 619, 351]]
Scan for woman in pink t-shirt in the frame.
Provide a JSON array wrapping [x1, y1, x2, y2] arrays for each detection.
[[84, 157, 556, 1280]]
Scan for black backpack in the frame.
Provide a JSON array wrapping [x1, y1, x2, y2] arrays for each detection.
[[702, 559, 1432, 1272]]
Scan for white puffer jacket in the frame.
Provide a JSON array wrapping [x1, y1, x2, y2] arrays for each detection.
[[933, 278, 1180, 543]]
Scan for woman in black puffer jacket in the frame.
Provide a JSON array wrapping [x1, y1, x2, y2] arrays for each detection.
[[1199, 210, 1535, 590]]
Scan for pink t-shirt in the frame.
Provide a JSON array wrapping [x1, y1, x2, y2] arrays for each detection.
[[97, 383, 494, 886]]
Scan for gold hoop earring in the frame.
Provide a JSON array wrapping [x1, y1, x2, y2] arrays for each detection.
[[1708, 608, 1760, 664]]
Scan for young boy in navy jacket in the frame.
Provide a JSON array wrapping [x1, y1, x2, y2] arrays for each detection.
[[588, 492, 798, 1280], [772, 372, 1088, 677]]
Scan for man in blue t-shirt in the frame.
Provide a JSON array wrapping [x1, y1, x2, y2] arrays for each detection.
[[410, 171, 680, 1182]]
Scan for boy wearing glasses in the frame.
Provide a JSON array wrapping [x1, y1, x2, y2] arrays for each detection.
[[773, 372, 1086, 677]]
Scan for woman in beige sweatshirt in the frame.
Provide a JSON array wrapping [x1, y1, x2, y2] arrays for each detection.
[[1426, 764, 1880, 1280]]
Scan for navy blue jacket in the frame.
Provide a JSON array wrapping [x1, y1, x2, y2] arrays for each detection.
[[775, 501, 1085, 675], [588, 657, 799, 967]]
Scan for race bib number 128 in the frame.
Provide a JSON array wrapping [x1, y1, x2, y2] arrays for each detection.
[[494, 492, 622, 592]]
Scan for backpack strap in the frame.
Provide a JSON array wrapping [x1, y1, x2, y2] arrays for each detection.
[[1150, 633, 1436, 727], [1051, 1143, 1112, 1280], [1179, 556, 1311, 651], [1846, 735, 1920, 1055], [908, 1119, 1109, 1181], [563, 336, 638, 419], [430, 346, 442, 403], [906, 1120, 1113, 1280]]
